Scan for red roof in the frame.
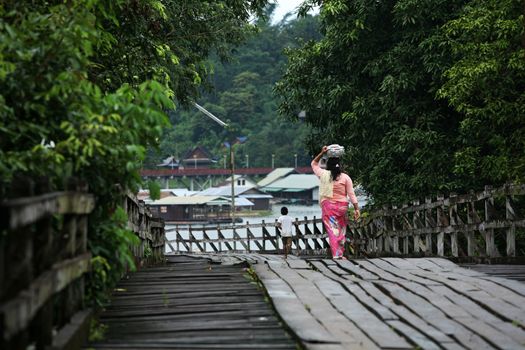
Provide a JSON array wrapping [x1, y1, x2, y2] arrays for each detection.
[[140, 167, 313, 177]]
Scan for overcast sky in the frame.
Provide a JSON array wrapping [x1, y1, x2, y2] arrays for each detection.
[[272, 0, 318, 24]]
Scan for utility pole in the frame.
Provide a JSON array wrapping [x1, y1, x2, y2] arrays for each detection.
[[230, 145, 235, 224], [294, 154, 297, 168], [245, 154, 249, 168], [272, 154, 275, 169]]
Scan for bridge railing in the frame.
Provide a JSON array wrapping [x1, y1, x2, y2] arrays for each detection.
[[166, 217, 329, 255], [363, 183, 524, 259], [124, 195, 165, 267], [0, 180, 95, 350], [166, 216, 373, 256], [167, 183, 524, 260]]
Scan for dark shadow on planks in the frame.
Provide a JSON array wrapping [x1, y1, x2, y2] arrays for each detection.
[[87, 255, 298, 349], [460, 263, 525, 282]]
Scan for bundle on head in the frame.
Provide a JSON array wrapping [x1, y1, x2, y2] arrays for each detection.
[[326, 157, 341, 181]]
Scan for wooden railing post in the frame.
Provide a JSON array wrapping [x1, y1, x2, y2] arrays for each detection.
[[233, 226, 237, 252], [262, 220, 266, 252], [424, 197, 432, 255], [467, 201, 478, 256], [275, 219, 281, 253], [217, 225, 222, 252], [436, 194, 445, 256], [484, 185, 497, 257], [412, 200, 420, 254], [176, 224, 180, 252], [506, 194, 516, 257], [294, 218, 301, 255], [246, 221, 251, 253], [202, 225, 207, 253], [449, 193, 459, 257], [391, 206, 399, 254], [32, 177, 53, 349], [383, 211, 391, 253], [376, 217, 384, 253], [189, 225, 193, 253]]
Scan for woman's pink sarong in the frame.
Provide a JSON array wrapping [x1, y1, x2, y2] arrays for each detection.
[[321, 200, 349, 258]]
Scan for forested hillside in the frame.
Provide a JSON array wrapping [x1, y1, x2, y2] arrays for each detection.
[[145, 9, 321, 169]]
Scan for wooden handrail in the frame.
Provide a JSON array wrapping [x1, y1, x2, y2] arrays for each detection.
[[0, 182, 95, 350], [124, 195, 166, 266], [168, 183, 524, 259]]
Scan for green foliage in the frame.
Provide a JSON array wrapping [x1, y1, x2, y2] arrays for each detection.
[[88, 207, 140, 306], [88, 318, 108, 342], [87, 256, 112, 308], [144, 243, 153, 259], [1, 0, 269, 308], [148, 181, 162, 200], [145, 11, 321, 168], [277, 0, 525, 205], [437, 0, 525, 187]]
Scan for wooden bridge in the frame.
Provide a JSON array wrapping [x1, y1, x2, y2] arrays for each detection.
[[1, 183, 525, 349], [167, 184, 524, 260]]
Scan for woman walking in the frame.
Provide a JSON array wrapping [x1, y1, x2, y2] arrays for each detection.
[[311, 145, 360, 259]]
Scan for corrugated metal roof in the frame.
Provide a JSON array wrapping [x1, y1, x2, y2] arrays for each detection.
[[235, 197, 254, 206], [148, 195, 254, 207], [197, 186, 252, 196], [263, 174, 319, 191], [239, 194, 273, 199], [257, 168, 295, 187], [168, 189, 198, 197], [149, 196, 223, 205]]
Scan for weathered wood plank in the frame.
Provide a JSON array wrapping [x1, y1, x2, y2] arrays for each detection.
[[377, 281, 495, 349], [309, 260, 399, 321], [334, 259, 380, 280], [311, 278, 412, 349], [49, 309, 92, 350], [91, 256, 297, 349], [356, 281, 457, 347], [266, 262, 379, 349], [253, 263, 335, 344], [0, 253, 91, 339], [386, 320, 441, 350]]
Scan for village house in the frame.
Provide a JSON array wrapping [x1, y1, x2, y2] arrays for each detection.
[[147, 195, 252, 223], [262, 174, 319, 204], [196, 185, 272, 211], [180, 146, 216, 169]]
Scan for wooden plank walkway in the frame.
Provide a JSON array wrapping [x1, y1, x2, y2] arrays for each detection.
[[460, 264, 525, 282], [90, 253, 525, 349], [88, 255, 297, 349], [189, 254, 525, 350]]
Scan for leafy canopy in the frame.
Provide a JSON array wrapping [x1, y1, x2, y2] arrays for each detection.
[[277, 0, 525, 205], [0, 0, 268, 305]]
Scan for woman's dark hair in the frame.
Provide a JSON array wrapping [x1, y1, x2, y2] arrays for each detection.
[[281, 207, 288, 215], [326, 157, 342, 181]]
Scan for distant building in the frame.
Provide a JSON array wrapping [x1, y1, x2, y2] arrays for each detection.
[[196, 185, 272, 211], [221, 174, 258, 188], [148, 195, 253, 223], [257, 168, 296, 188], [180, 146, 216, 169], [262, 174, 319, 203], [137, 188, 197, 203], [157, 156, 180, 169]]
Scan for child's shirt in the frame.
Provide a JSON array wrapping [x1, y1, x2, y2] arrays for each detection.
[[277, 215, 294, 237]]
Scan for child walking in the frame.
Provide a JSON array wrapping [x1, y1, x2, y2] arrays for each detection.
[[277, 207, 293, 259]]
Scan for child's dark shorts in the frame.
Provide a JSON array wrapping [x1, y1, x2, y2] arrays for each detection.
[[282, 237, 292, 246]]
